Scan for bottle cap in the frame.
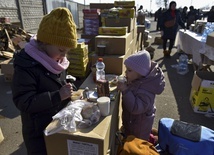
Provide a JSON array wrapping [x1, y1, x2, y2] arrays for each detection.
[[98, 58, 103, 62]]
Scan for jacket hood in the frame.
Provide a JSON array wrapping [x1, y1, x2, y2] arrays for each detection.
[[131, 61, 165, 95], [13, 49, 39, 68]]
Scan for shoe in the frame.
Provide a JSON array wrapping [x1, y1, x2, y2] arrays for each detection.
[[163, 50, 169, 56], [151, 128, 158, 136], [163, 50, 170, 57]]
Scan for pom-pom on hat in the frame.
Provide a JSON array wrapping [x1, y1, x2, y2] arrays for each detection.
[[124, 50, 151, 76], [37, 7, 77, 49]]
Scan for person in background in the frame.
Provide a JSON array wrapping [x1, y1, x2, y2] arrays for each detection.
[[203, 6, 214, 22], [186, 6, 197, 29], [160, 1, 185, 57], [181, 6, 188, 26], [137, 5, 146, 25], [12, 7, 77, 155], [156, 7, 163, 31], [137, 5, 143, 12], [117, 50, 165, 142]]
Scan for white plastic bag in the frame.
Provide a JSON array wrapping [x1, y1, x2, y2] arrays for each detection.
[[44, 100, 101, 136]]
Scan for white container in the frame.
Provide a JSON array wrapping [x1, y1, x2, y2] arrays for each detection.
[[97, 96, 110, 116]]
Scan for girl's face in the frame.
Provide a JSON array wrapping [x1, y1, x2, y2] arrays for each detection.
[[45, 44, 71, 62], [125, 66, 142, 83]]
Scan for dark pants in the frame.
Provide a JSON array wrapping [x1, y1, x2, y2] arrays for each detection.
[[156, 19, 161, 30], [162, 38, 175, 51]]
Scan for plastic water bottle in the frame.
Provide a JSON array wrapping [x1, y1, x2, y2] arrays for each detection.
[[177, 54, 189, 75], [95, 58, 109, 97], [96, 58, 105, 81]]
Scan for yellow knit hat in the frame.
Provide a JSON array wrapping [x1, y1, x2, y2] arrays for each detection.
[[37, 7, 77, 49]]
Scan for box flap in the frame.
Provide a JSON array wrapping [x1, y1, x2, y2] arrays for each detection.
[[191, 71, 202, 90], [192, 71, 214, 90], [196, 71, 214, 81]]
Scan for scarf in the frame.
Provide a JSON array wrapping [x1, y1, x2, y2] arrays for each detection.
[[25, 36, 70, 74], [171, 10, 176, 18]]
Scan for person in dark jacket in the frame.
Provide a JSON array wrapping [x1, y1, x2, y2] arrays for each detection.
[[156, 7, 163, 31], [12, 7, 77, 155], [186, 6, 197, 29], [204, 6, 214, 22], [160, 1, 185, 57], [181, 6, 188, 25], [117, 50, 165, 141]]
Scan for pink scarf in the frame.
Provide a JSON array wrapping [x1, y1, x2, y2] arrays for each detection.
[[25, 36, 70, 74]]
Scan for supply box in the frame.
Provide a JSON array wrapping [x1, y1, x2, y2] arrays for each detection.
[[189, 71, 214, 114], [0, 58, 14, 82], [44, 87, 121, 155]]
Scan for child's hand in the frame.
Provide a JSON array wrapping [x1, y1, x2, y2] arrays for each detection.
[[117, 82, 128, 92], [59, 83, 73, 100]]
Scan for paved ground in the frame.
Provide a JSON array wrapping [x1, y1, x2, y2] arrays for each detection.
[[0, 18, 214, 155]]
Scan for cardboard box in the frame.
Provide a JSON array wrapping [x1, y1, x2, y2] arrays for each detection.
[[206, 32, 214, 48], [80, 34, 97, 51], [95, 32, 132, 55], [90, 3, 114, 9], [98, 27, 128, 36], [45, 78, 121, 155], [190, 71, 214, 114], [105, 18, 135, 33], [114, 1, 135, 8], [132, 25, 138, 40], [91, 45, 133, 75], [0, 58, 14, 82], [118, 8, 135, 18]]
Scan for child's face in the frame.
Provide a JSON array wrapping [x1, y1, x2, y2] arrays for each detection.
[[45, 44, 71, 62], [125, 66, 142, 83]]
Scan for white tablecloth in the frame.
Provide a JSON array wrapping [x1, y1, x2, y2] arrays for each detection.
[[175, 29, 214, 66]]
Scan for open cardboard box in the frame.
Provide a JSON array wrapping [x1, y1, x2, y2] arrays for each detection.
[[44, 74, 121, 155], [189, 71, 214, 114]]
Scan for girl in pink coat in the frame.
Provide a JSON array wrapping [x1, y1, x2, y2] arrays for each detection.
[[117, 50, 165, 141]]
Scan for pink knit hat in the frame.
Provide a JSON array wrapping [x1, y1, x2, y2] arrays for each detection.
[[124, 50, 151, 76]]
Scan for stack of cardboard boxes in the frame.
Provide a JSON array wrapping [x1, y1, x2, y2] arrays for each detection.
[[81, 8, 101, 52], [67, 42, 89, 78], [91, 1, 138, 76]]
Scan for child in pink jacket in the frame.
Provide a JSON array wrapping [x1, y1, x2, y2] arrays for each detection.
[[117, 50, 165, 141]]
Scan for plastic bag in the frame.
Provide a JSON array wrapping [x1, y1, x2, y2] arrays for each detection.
[[44, 100, 101, 136]]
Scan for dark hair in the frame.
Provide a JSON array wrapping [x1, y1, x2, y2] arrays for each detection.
[[169, 1, 176, 9]]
